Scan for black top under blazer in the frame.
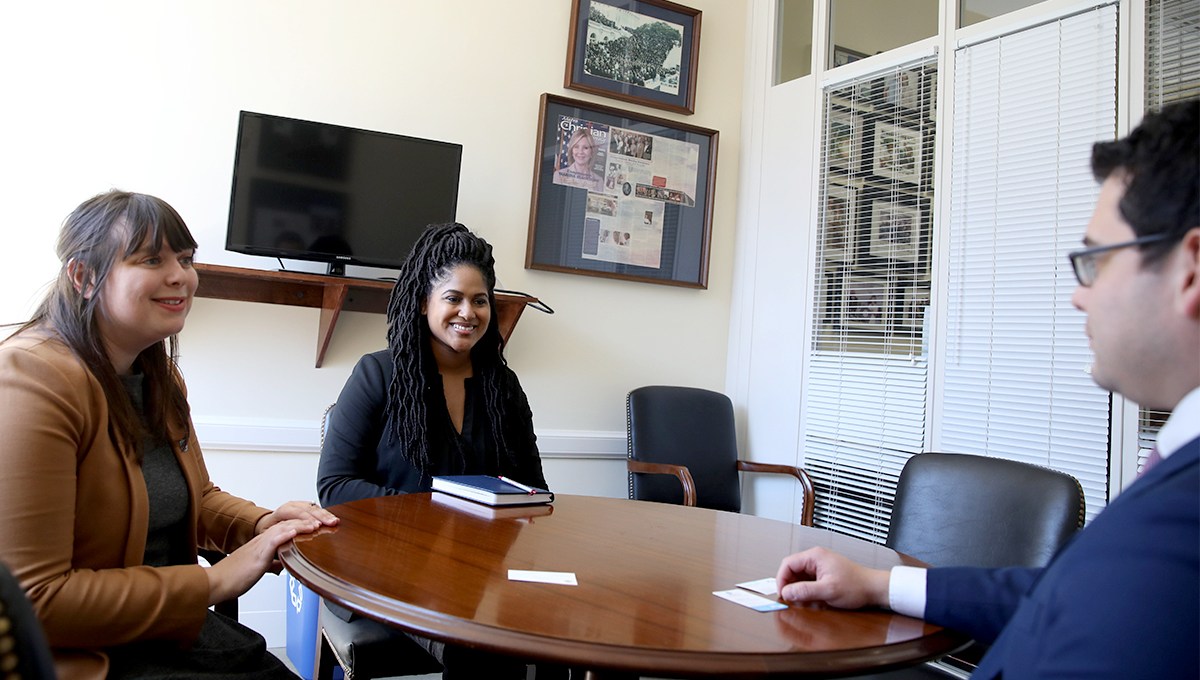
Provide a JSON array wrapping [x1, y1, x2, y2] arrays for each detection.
[[317, 349, 549, 507]]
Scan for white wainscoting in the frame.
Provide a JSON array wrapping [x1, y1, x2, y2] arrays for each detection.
[[195, 416, 627, 646]]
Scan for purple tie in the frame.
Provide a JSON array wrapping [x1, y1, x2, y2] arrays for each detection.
[[1138, 446, 1163, 478]]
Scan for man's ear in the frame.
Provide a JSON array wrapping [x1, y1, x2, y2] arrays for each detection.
[[67, 258, 96, 299], [1176, 227, 1200, 320]]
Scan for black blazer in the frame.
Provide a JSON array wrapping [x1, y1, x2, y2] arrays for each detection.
[[317, 350, 549, 507]]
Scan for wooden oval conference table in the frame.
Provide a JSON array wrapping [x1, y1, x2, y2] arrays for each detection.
[[279, 494, 968, 679]]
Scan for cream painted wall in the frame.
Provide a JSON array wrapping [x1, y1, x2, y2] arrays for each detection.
[[0, 0, 746, 432], [0, 0, 748, 646]]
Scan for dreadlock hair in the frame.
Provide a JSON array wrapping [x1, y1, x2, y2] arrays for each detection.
[[18, 190, 198, 459], [384, 222, 525, 472]]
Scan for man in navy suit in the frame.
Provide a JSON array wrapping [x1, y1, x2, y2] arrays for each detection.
[[777, 98, 1199, 679]]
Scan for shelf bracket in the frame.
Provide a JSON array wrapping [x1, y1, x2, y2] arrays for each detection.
[[317, 283, 350, 367]]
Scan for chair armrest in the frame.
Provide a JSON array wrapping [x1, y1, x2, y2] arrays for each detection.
[[736, 461, 816, 526], [627, 459, 697, 506]]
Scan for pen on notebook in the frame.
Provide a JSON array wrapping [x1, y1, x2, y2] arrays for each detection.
[[499, 476, 538, 495]]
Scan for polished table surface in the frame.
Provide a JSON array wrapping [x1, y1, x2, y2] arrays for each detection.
[[279, 494, 968, 678]]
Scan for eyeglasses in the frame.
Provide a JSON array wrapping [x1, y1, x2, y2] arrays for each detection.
[[1067, 233, 1169, 287]]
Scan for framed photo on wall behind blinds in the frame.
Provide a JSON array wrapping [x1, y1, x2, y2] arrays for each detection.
[[867, 199, 921, 263], [565, 0, 701, 115], [814, 58, 937, 355], [525, 93, 718, 288], [872, 122, 922, 184]]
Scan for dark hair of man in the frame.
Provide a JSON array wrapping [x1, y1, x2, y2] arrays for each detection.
[[1091, 98, 1199, 266], [383, 222, 525, 472], [21, 190, 198, 458]]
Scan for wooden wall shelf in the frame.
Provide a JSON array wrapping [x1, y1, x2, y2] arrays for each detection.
[[194, 263, 537, 367]]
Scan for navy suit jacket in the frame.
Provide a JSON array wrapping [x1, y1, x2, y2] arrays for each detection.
[[926, 436, 1199, 678]]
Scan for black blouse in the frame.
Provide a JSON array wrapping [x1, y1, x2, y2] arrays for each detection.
[[317, 350, 549, 507]]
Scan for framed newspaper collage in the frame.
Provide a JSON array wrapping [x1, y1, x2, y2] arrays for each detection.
[[525, 93, 717, 288]]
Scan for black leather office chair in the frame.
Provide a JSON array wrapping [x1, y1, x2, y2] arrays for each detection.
[[626, 385, 816, 525], [862, 452, 1086, 679], [314, 606, 442, 680], [0, 560, 57, 680], [887, 452, 1085, 568]]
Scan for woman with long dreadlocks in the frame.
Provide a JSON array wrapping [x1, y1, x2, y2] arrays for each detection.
[[316, 222, 555, 679]]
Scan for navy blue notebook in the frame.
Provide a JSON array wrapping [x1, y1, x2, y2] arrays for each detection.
[[431, 475, 554, 506]]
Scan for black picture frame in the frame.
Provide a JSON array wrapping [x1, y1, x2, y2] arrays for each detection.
[[525, 93, 718, 288], [867, 198, 922, 263], [832, 45, 868, 68], [852, 185, 930, 276], [565, 0, 702, 115], [822, 177, 859, 262], [871, 121, 923, 185], [840, 271, 892, 332], [827, 108, 864, 173]]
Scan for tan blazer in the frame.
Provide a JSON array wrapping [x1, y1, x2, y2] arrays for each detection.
[[0, 330, 271, 680]]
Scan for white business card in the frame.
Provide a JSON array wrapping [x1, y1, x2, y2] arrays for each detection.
[[508, 569, 578, 586], [736, 577, 779, 596], [713, 588, 788, 612]]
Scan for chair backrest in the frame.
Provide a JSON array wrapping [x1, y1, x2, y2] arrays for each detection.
[[0, 560, 57, 680], [626, 385, 741, 512], [886, 452, 1085, 568], [320, 403, 335, 448]]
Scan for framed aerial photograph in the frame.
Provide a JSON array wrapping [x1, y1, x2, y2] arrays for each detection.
[[526, 93, 718, 288], [867, 199, 921, 263], [565, 0, 701, 115], [872, 121, 923, 184]]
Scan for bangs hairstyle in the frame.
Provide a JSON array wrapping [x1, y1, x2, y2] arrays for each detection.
[[25, 190, 199, 457], [112, 193, 198, 262], [384, 223, 527, 472]]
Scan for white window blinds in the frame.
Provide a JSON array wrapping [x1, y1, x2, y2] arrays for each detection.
[[1138, 0, 1199, 471], [807, 57, 937, 542], [1147, 0, 1200, 108], [941, 5, 1118, 521]]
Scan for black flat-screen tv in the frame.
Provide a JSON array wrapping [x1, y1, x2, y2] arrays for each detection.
[[226, 110, 462, 275]]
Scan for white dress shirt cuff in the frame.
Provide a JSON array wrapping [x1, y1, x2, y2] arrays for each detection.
[[888, 565, 927, 618]]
